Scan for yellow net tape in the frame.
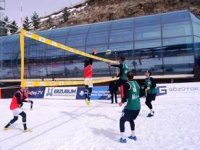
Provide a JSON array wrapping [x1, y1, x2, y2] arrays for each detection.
[[21, 78, 118, 87], [20, 29, 118, 87], [21, 29, 117, 64]]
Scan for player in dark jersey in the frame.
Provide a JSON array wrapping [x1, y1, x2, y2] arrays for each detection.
[[84, 49, 97, 106], [143, 70, 157, 117], [4, 87, 32, 132], [110, 56, 128, 99], [118, 70, 141, 143]]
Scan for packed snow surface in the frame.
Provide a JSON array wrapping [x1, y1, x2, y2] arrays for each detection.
[[0, 97, 200, 150]]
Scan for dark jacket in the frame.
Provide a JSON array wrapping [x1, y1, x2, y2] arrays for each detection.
[[109, 81, 118, 93]]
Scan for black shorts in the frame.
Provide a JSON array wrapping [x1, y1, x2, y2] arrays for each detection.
[[146, 93, 156, 101], [122, 109, 140, 121]]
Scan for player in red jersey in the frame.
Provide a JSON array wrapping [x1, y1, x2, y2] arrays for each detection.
[[84, 49, 96, 106], [4, 87, 32, 132]]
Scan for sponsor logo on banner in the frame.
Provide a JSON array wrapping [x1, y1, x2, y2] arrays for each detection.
[[44, 87, 77, 99], [27, 82, 33, 86], [156, 82, 200, 98], [40, 82, 46, 86], [29, 87, 45, 98], [91, 86, 110, 100], [76, 86, 110, 100], [76, 87, 85, 100], [157, 86, 167, 96], [46, 88, 54, 96]]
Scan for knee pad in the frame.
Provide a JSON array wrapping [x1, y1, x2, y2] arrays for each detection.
[[13, 116, 18, 121], [84, 89, 88, 94], [10, 116, 18, 124], [20, 112, 26, 123], [19, 111, 26, 118]]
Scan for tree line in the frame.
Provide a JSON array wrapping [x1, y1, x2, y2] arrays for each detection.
[[0, 8, 70, 36]]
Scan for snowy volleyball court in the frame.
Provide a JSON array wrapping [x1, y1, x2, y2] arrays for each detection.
[[0, 97, 200, 150]]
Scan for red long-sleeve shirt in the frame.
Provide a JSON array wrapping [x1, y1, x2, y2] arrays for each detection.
[[10, 90, 23, 110], [84, 65, 93, 78]]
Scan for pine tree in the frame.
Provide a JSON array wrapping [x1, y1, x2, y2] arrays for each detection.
[[63, 7, 70, 22], [23, 16, 30, 31], [9, 21, 18, 34], [0, 16, 9, 36], [3, 16, 9, 24], [31, 11, 40, 30]]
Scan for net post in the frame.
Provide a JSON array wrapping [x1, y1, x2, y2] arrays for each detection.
[[20, 29, 25, 87]]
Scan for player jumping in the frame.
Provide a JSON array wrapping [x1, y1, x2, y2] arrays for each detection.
[[110, 55, 128, 99], [84, 49, 96, 106]]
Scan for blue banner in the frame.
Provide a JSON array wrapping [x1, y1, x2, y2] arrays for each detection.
[[76, 86, 110, 100], [91, 86, 110, 100], [28, 87, 45, 98], [76, 87, 85, 100]]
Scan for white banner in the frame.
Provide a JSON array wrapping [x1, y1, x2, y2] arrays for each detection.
[[44, 87, 77, 99], [157, 82, 200, 98]]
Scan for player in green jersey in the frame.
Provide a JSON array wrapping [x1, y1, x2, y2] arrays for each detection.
[[118, 70, 141, 143], [143, 70, 157, 117], [110, 56, 128, 99]]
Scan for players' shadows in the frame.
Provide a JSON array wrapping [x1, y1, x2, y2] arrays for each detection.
[[90, 127, 119, 142], [85, 113, 117, 122], [60, 111, 80, 119], [6, 108, 94, 150]]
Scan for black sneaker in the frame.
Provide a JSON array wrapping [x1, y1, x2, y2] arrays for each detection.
[[128, 135, 137, 141], [147, 113, 154, 117], [119, 138, 127, 143]]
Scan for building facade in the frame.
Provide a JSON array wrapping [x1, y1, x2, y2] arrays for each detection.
[[0, 10, 200, 80]]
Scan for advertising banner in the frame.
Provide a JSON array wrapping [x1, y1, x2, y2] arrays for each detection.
[[91, 86, 110, 100], [44, 87, 77, 99], [76, 87, 85, 100], [29, 87, 45, 98], [76, 86, 111, 100], [156, 82, 200, 98]]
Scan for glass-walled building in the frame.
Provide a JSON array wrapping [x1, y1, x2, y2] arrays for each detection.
[[0, 10, 200, 80]]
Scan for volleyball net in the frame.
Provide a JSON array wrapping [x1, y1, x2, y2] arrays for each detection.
[[20, 29, 118, 87]]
